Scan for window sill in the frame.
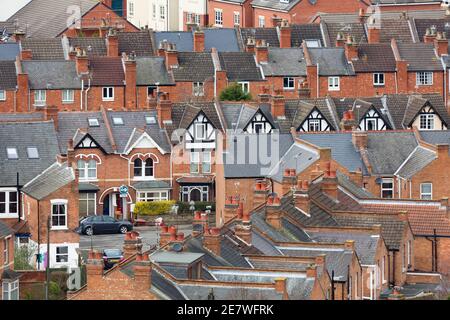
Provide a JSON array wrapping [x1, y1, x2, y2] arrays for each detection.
[[62, 101, 75, 104], [283, 88, 295, 91], [133, 177, 155, 181], [51, 227, 68, 231], [102, 98, 115, 102], [373, 84, 385, 87], [79, 178, 98, 182], [328, 89, 340, 92]]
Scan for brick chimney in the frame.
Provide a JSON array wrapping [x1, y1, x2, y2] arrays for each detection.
[[344, 36, 358, 61], [164, 43, 179, 70], [321, 163, 338, 201], [123, 53, 137, 109], [344, 240, 356, 251], [255, 39, 269, 64], [265, 195, 282, 229], [133, 252, 152, 292], [123, 231, 143, 259], [436, 144, 449, 159], [423, 27, 437, 43], [203, 227, 221, 256], [306, 265, 317, 278], [254, 180, 269, 208], [294, 180, 310, 215], [367, 16, 380, 44], [156, 93, 172, 127], [45, 105, 59, 130], [434, 32, 448, 57], [274, 278, 289, 300], [67, 139, 75, 168], [282, 168, 297, 195], [12, 30, 26, 43], [193, 30, 205, 52], [75, 49, 89, 75], [106, 28, 119, 57], [340, 110, 358, 131], [272, 16, 283, 28], [234, 209, 252, 244], [245, 37, 256, 54], [159, 225, 171, 247], [192, 211, 208, 236], [279, 20, 291, 48], [336, 32, 345, 47], [352, 130, 368, 150], [15, 56, 29, 112], [258, 86, 271, 103], [86, 250, 104, 287], [20, 49, 32, 60], [271, 90, 285, 119], [224, 196, 239, 222]]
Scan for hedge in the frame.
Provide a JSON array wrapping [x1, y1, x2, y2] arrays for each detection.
[[134, 200, 176, 216]]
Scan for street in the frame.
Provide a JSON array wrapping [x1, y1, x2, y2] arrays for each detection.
[[79, 225, 193, 252]]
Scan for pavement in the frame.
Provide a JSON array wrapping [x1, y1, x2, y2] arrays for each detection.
[[79, 224, 193, 253]]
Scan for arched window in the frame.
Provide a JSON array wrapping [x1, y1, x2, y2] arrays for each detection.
[[77, 159, 97, 180], [145, 158, 154, 177], [134, 159, 143, 176], [134, 158, 154, 178]]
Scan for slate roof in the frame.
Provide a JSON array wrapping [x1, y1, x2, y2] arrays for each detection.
[[240, 28, 280, 47], [308, 48, 355, 75], [420, 130, 450, 152], [132, 180, 171, 190], [379, 19, 414, 43], [0, 221, 14, 238], [218, 52, 263, 81], [291, 24, 324, 47], [251, 0, 301, 11], [69, 37, 107, 56], [89, 57, 125, 86], [0, 43, 20, 61], [352, 44, 397, 72], [22, 162, 74, 200], [397, 43, 443, 71], [261, 47, 307, 77], [0, 121, 60, 186], [136, 57, 174, 86], [22, 60, 82, 89], [395, 146, 436, 179], [20, 38, 65, 60], [0, 61, 17, 90], [171, 52, 214, 82], [323, 22, 367, 47], [8, 0, 99, 38], [118, 31, 154, 56], [414, 17, 450, 41]]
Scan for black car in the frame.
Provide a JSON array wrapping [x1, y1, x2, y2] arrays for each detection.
[[102, 249, 124, 270], [79, 216, 133, 235]]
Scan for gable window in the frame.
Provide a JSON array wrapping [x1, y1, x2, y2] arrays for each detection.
[[308, 119, 320, 132], [134, 158, 154, 178], [62, 89, 74, 103], [254, 122, 264, 133], [202, 151, 211, 173], [193, 82, 204, 96], [2, 279, 19, 300], [77, 159, 97, 180], [0, 90, 5, 101], [420, 183, 432, 200], [190, 151, 200, 174], [160, 5, 165, 20], [195, 123, 206, 140], [381, 178, 393, 198], [3, 237, 9, 265], [234, 12, 240, 25], [0, 189, 18, 215], [283, 77, 295, 90], [258, 16, 265, 28], [56, 246, 69, 263], [102, 87, 114, 101], [34, 90, 46, 106], [79, 192, 96, 217], [373, 73, 385, 86], [419, 113, 434, 130], [366, 118, 377, 131], [328, 77, 340, 91], [238, 82, 250, 94], [416, 72, 433, 86], [214, 9, 223, 26], [6, 147, 18, 159], [51, 200, 68, 229]]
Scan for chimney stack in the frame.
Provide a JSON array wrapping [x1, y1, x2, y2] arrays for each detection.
[[258, 86, 271, 103], [340, 110, 357, 131], [234, 209, 252, 244], [294, 180, 310, 215], [279, 20, 291, 48], [123, 231, 143, 259], [20, 49, 32, 60], [265, 195, 282, 229], [123, 53, 137, 109], [106, 28, 119, 57], [274, 278, 289, 300], [75, 49, 89, 75], [424, 27, 437, 43], [12, 30, 26, 43], [271, 16, 283, 28], [193, 29, 205, 52], [224, 196, 239, 222], [282, 168, 297, 195], [156, 93, 172, 127], [164, 43, 179, 70], [336, 32, 345, 47], [192, 211, 208, 236], [45, 105, 59, 130], [133, 252, 152, 291], [344, 36, 358, 61], [352, 130, 368, 150], [255, 39, 269, 64], [203, 227, 221, 256], [67, 139, 75, 168], [321, 162, 338, 201], [245, 37, 256, 54], [271, 90, 285, 119], [86, 250, 104, 287], [367, 18, 380, 44], [254, 180, 269, 208], [15, 57, 29, 112], [434, 32, 448, 57]]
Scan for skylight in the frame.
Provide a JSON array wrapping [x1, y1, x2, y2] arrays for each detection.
[[27, 147, 39, 159], [6, 147, 18, 159], [112, 117, 124, 125], [88, 118, 99, 127], [145, 116, 156, 125]]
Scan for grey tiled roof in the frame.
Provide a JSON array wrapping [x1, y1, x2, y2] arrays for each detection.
[[395, 146, 436, 179], [172, 52, 214, 82], [251, 0, 301, 11], [154, 32, 193, 52], [261, 47, 307, 77], [0, 61, 17, 90], [0, 121, 60, 186], [22, 60, 82, 89], [118, 31, 154, 56], [291, 24, 324, 47], [69, 37, 107, 56], [379, 19, 414, 43], [136, 57, 174, 86], [218, 52, 263, 81], [21, 38, 65, 60], [414, 17, 450, 42], [0, 43, 20, 61], [240, 28, 280, 48], [420, 130, 450, 152], [0, 221, 13, 238], [308, 48, 355, 75], [323, 22, 367, 47], [151, 269, 186, 300], [22, 162, 74, 200], [177, 283, 283, 300], [352, 44, 396, 72], [397, 43, 443, 71], [132, 180, 171, 190]]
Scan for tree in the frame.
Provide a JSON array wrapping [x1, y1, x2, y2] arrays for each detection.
[[14, 243, 37, 270], [220, 83, 252, 101]]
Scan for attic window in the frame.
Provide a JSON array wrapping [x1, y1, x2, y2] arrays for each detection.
[[6, 148, 18, 159], [112, 117, 124, 125], [27, 147, 39, 159], [88, 118, 99, 127], [145, 116, 157, 125]]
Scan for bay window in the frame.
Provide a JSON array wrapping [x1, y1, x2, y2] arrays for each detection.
[[2, 280, 19, 300], [137, 191, 169, 202], [79, 192, 96, 216]]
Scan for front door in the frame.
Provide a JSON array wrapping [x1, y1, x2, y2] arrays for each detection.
[[103, 195, 110, 216], [190, 188, 201, 202]]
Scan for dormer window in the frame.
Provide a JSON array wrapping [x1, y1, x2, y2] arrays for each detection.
[[112, 117, 124, 126], [419, 114, 434, 130], [88, 118, 99, 127], [6, 148, 18, 159], [27, 147, 39, 159]]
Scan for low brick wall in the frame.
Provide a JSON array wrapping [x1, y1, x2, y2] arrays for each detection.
[[406, 272, 442, 284], [135, 213, 216, 226]]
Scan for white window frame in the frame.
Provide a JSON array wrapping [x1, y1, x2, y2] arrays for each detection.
[[373, 73, 385, 86], [102, 87, 114, 101], [77, 159, 97, 181], [419, 114, 434, 130], [381, 178, 394, 199], [160, 5, 166, 20], [190, 151, 200, 174], [3, 236, 10, 265], [50, 199, 68, 230], [0, 188, 18, 216], [238, 81, 250, 94], [0, 90, 5, 101], [137, 190, 169, 202], [283, 77, 295, 90], [34, 90, 46, 106], [308, 119, 320, 132], [202, 151, 211, 174], [258, 16, 265, 27], [420, 182, 432, 200], [195, 123, 207, 140], [416, 72, 433, 86], [214, 9, 223, 26], [128, 1, 134, 17], [234, 12, 240, 25], [6, 147, 18, 160], [55, 246, 69, 264], [133, 158, 154, 180], [79, 192, 96, 216], [2, 279, 19, 300], [193, 82, 204, 96], [328, 77, 340, 91], [305, 40, 321, 48], [62, 89, 74, 103], [27, 147, 39, 159]]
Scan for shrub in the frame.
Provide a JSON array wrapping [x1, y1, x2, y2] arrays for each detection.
[[220, 83, 252, 101], [134, 200, 176, 216], [14, 243, 37, 270], [176, 201, 215, 214]]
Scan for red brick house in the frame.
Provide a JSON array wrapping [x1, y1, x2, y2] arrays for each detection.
[[1, 221, 20, 300], [208, 0, 254, 28]]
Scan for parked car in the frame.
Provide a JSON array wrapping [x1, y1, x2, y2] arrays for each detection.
[[103, 249, 124, 270], [79, 216, 133, 235]]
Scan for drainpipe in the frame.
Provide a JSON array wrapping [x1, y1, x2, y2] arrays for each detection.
[[37, 200, 41, 270], [331, 270, 335, 300], [85, 79, 91, 111], [316, 63, 320, 98], [17, 172, 21, 223], [14, 88, 17, 112], [392, 251, 396, 286], [80, 79, 84, 111]]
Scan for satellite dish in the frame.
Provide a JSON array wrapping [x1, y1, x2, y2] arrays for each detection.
[[172, 242, 183, 252]]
